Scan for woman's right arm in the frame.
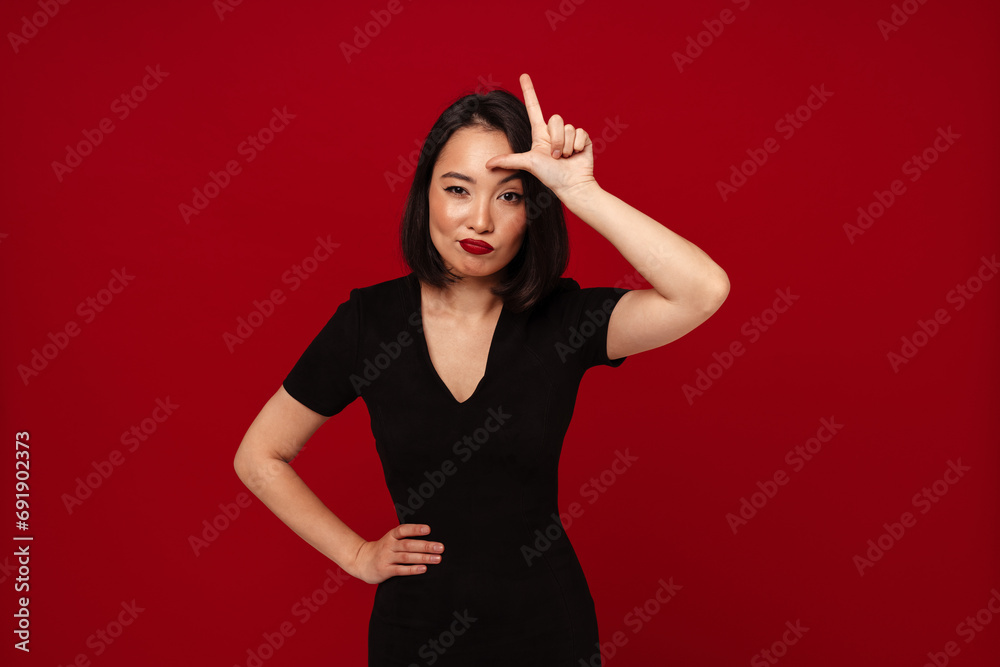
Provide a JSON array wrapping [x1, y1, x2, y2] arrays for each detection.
[[233, 386, 444, 583]]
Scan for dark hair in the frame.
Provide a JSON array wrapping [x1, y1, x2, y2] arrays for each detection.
[[398, 85, 569, 313]]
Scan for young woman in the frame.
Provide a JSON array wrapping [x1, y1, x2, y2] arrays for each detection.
[[234, 73, 729, 666]]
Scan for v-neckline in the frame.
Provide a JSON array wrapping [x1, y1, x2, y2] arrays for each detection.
[[409, 273, 506, 406]]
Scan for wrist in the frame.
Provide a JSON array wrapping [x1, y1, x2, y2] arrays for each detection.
[[555, 179, 604, 214], [342, 536, 368, 577], [328, 532, 365, 578]]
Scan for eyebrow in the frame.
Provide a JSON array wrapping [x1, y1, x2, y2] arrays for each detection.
[[439, 171, 522, 185]]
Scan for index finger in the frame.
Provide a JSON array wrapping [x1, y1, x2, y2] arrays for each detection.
[[519, 73, 546, 130], [394, 523, 430, 538]]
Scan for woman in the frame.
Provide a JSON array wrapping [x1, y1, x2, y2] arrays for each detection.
[[234, 73, 729, 665]]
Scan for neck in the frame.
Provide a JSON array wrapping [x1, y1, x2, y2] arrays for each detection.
[[420, 273, 505, 320]]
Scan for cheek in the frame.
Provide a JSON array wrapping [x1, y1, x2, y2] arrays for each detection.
[[427, 192, 443, 223], [429, 196, 467, 229], [507, 210, 528, 240], [505, 220, 528, 255], [497, 202, 526, 227]]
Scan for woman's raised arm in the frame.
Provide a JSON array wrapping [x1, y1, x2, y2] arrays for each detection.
[[485, 73, 731, 360]]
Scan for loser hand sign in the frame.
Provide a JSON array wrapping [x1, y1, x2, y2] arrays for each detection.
[[485, 73, 597, 201]]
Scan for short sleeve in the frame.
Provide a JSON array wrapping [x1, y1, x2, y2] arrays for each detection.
[[282, 289, 361, 417], [552, 279, 630, 371]]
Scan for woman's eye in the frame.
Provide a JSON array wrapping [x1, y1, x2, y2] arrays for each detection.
[[501, 192, 524, 203], [445, 186, 467, 195]]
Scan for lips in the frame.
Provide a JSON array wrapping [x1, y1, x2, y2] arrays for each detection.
[[459, 239, 494, 255]]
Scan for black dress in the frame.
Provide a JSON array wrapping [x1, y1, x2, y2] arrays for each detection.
[[282, 272, 630, 666]]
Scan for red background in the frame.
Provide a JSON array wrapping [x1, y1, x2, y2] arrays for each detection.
[[3, 0, 999, 665]]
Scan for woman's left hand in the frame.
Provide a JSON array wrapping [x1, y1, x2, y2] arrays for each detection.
[[485, 73, 598, 201]]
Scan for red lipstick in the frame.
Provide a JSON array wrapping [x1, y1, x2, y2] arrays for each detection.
[[459, 239, 494, 255]]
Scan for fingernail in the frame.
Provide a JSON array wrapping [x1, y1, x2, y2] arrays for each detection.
[[433, 544, 444, 552], [552, 149, 561, 158], [431, 555, 441, 562]]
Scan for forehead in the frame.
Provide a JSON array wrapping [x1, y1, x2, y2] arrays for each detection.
[[435, 126, 513, 170]]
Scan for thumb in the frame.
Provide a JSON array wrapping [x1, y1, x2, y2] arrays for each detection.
[[486, 152, 533, 173]]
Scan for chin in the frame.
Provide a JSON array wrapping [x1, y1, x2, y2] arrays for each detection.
[[449, 256, 507, 280]]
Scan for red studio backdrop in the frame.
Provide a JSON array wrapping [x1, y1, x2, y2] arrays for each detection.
[[2, 0, 998, 665]]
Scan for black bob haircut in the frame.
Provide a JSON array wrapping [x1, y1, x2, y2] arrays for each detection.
[[398, 85, 570, 314]]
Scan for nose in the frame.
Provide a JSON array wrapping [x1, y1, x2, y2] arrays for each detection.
[[468, 197, 494, 234]]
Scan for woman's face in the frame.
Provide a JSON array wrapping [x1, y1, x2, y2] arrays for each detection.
[[427, 126, 527, 283]]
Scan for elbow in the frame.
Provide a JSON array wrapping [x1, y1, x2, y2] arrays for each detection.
[[699, 269, 730, 315], [234, 442, 289, 494], [713, 270, 731, 307], [234, 450, 264, 495], [233, 440, 265, 484], [233, 446, 253, 483]]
